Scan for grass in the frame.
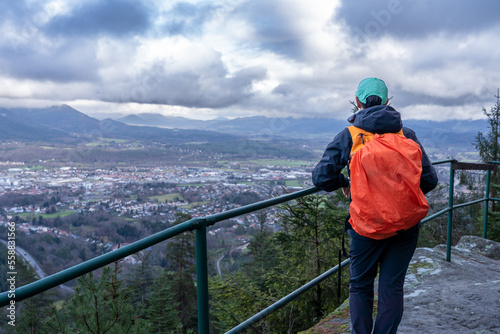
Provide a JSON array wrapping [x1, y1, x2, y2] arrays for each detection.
[[299, 299, 351, 334], [85, 138, 128, 147], [248, 159, 313, 167], [53, 299, 66, 311], [216, 161, 231, 167], [18, 210, 75, 219], [43, 211, 75, 218], [223, 180, 305, 187], [284, 180, 303, 187], [149, 193, 184, 202], [26, 165, 45, 170], [176, 183, 205, 187], [180, 201, 210, 209]]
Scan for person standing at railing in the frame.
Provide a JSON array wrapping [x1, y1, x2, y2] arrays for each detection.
[[312, 78, 438, 334]]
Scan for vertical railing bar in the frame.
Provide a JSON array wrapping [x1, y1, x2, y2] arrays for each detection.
[[337, 249, 342, 304], [446, 161, 455, 262], [196, 223, 210, 334], [483, 169, 491, 239]]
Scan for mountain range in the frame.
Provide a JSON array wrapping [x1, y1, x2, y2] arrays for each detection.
[[0, 105, 487, 163], [0, 105, 235, 144], [0, 105, 314, 163], [116, 112, 487, 152]]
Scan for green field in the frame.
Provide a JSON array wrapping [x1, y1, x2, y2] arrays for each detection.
[[180, 201, 209, 209], [53, 299, 65, 311], [248, 159, 313, 167], [18, 210, 75, 219], [215, 159, 313, 167], [26, 165, 45, 170], [149, 193, 184, 202], [85, 138, 128, 147], [176, 183, 205, 187], [284, 180, 303, 187]]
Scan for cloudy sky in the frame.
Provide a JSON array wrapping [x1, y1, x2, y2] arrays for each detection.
[[0, 0, 499, 121]]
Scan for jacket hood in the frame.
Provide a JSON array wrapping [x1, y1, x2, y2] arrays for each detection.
[[347, 105, 402, 133]]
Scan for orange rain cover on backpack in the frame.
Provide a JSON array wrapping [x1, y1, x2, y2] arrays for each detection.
[[348, 126, 429, 240]]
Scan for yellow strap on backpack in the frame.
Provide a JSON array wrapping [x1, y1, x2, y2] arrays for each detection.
[[348, 126, 404, 156]]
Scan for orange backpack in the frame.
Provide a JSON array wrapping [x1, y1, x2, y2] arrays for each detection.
[[347, 126, 429, 240]]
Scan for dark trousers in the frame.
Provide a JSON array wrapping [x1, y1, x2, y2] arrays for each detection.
[[348, 225, 419, 334]]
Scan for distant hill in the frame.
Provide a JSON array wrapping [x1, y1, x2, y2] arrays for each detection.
[[116, 114, 347, 137], [2, 105, 101, 134], [0, 105, 237, 144], [0, 105, 315, 163], [0, 112, 68, 141], [115, 112, 487, 153], [403, 119, 485, 151], [116, 113, 211, 129]]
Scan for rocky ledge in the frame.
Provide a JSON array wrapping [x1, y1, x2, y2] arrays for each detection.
[[301, 236, 500, 334]]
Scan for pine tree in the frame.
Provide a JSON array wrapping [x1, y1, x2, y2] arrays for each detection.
[[210, 272, 277, 333], [126, 249, 156, 305], [15, 293, 57, 334], [276, 194, 347, 321], [210, 193, 350, 333], [244, 226, 280, 290], [144, 273, 182, 333], [476, 90, 500, 164], [43, 261, 150, 334], [474, 89, 500, 241], [164, 213, 198, 332]]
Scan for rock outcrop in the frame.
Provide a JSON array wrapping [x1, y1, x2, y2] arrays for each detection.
[[301, 236, 500, 334]]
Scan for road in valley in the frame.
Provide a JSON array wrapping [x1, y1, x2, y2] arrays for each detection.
[[217, 243, 248, 277], [1, 239, 74, 294]]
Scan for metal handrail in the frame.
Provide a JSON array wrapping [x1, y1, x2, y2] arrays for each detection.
[[0, 185, 320, 333], [226, 160, 498, 332], [0, 160, 497, 333], [226, 258, 351, 334]]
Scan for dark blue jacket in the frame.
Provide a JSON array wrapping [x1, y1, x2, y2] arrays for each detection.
[[312, 105, 438, 194]]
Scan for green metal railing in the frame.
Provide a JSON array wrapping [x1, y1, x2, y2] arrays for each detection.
[[422, 159, 498, 261], [0, 159, 498, 333]]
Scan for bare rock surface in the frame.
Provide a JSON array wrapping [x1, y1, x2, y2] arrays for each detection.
[[302, 236, 500, 334], [399, 236, 500, 333]]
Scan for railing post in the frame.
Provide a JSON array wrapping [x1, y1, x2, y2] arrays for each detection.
[[446, 162, 455, 262], [196, 224, 210, 334], [483, 169, 491, 239]]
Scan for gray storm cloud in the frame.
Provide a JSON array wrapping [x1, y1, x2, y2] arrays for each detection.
[[335, 0, 500, 40], [0, 0, 499, 120]]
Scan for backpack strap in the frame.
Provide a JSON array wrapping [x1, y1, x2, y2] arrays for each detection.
[[348, 126, 375, 157], [348, 125, 405, 157]]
